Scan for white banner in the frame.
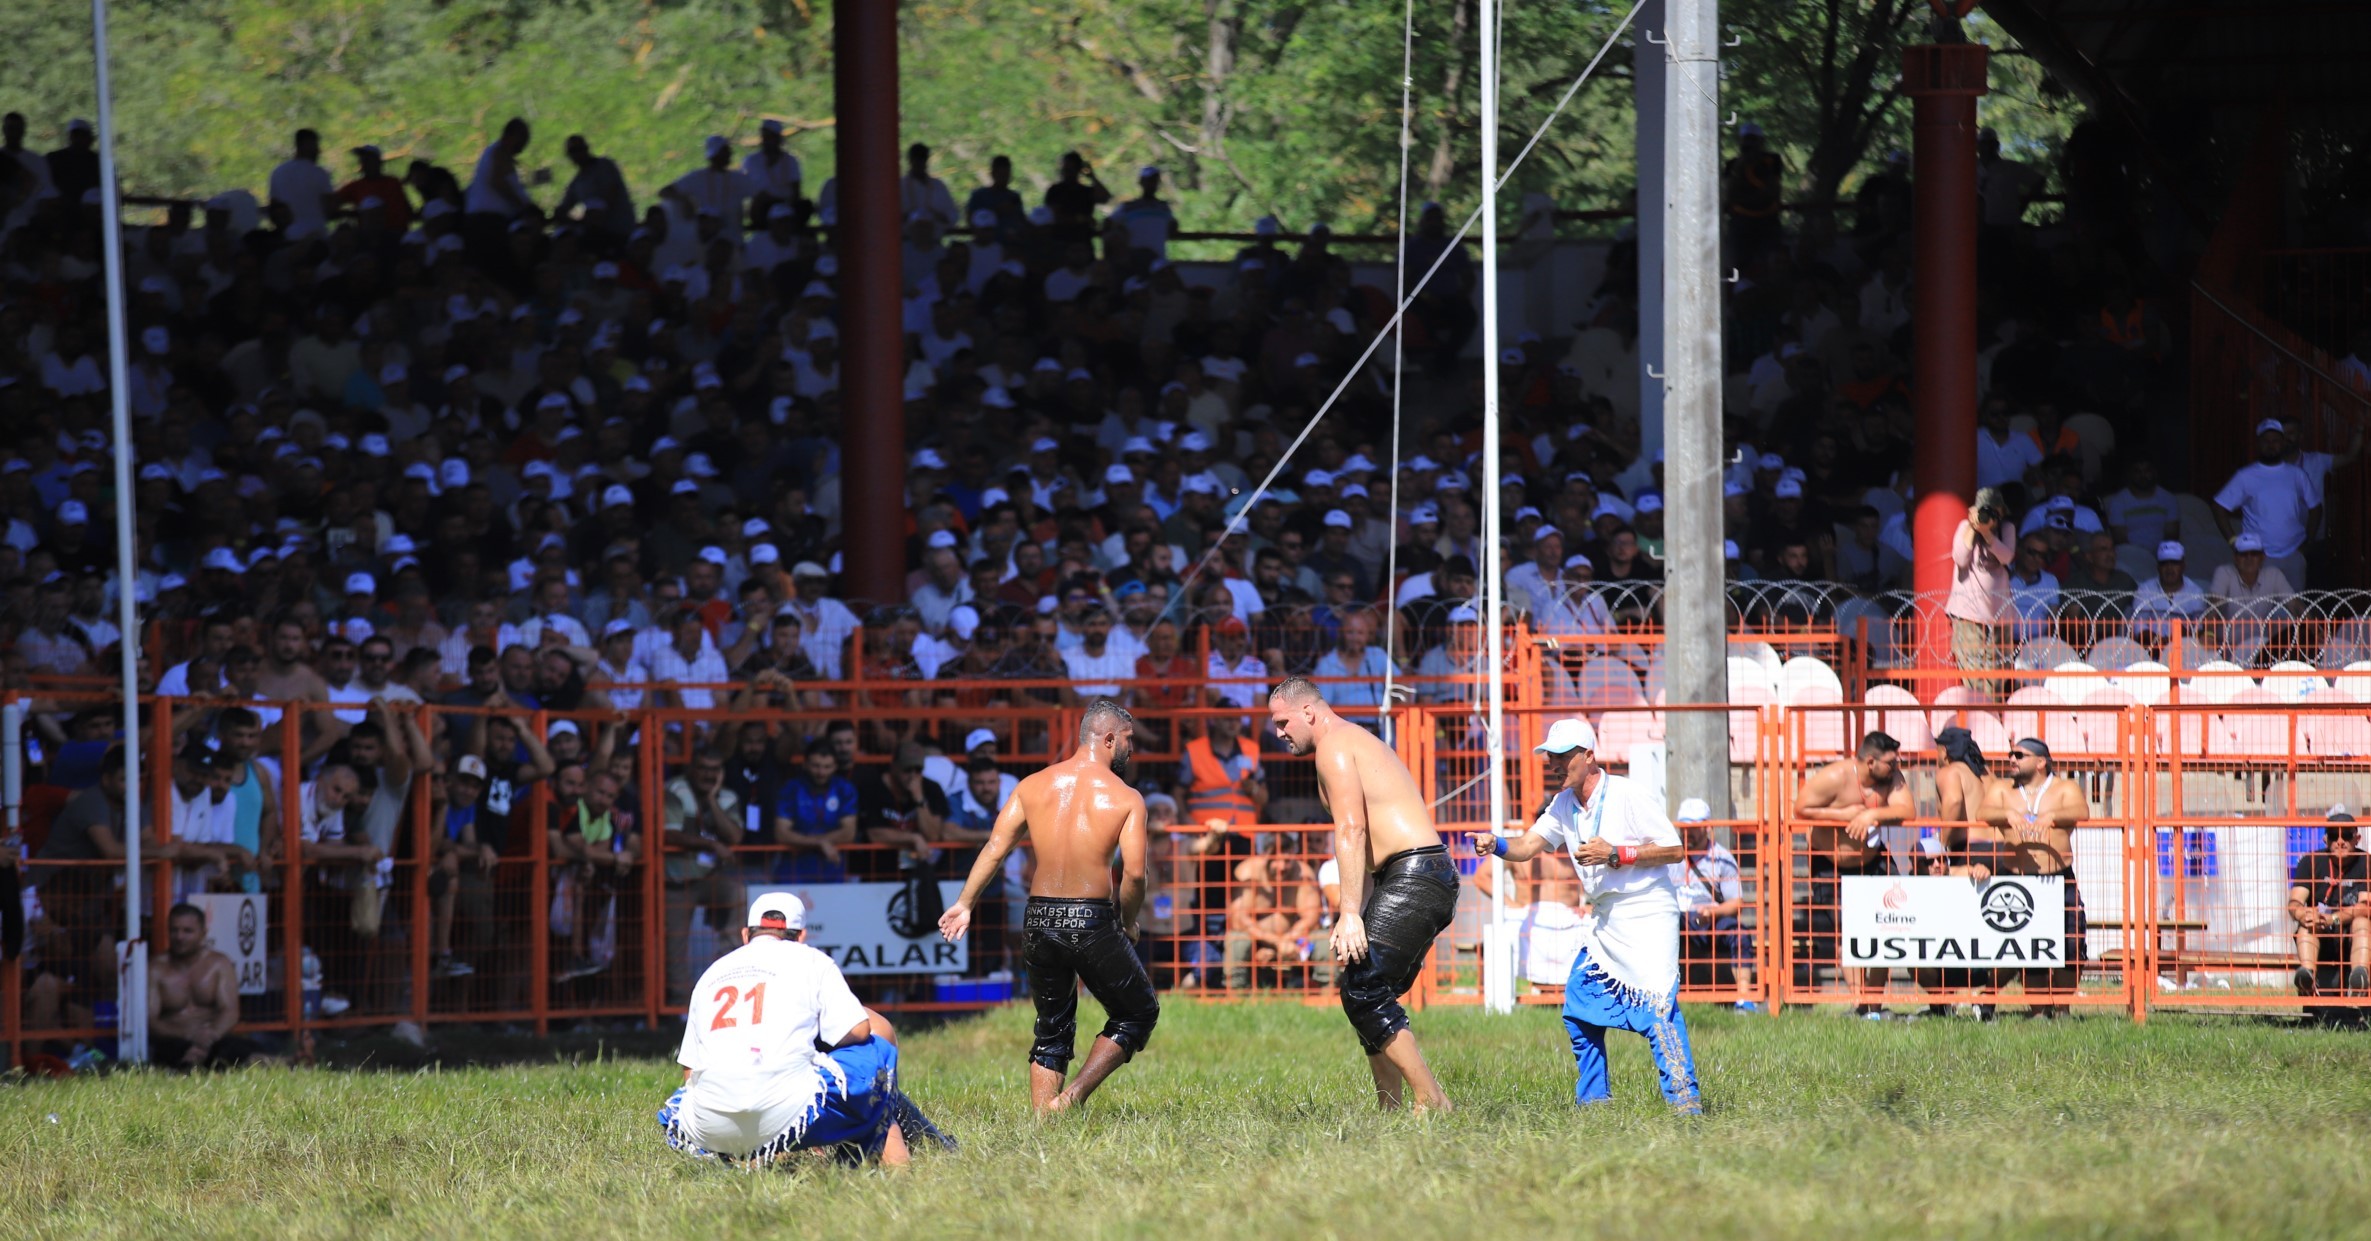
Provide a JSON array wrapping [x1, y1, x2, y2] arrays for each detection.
[[746, 881, 969, 976], [1841, 875, 2065, 969], [188, 893, 270, 995]]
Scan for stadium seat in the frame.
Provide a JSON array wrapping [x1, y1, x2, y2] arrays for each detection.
[[1572, 659, 1647, 711], [2168, 636, 2216, 675], [2014, 636, 2078, 672], [1727, 679, 1775, 764], [1593, 709, 1661, 765], [2153, 708, 2209, 754], [2079, 687, 2136, 753], [1834, 596, 1898, 667], [2184, 660, 2251, 705], [2114, 660, 2172, 705], [1865, 684, 1932, 753], [2299, 690, 2371, 757], [2261, 661, 2327, 704], [1726, 655, 1775, 700], [2208, 688, 2295, 758], [2313, 620, 2371, 670], [1966, 710, 2012, 755], [2175, 493, 2222, 544], [2333, 662, 2371, 703], [1739, 641, 1784, 684], [2062, 412, 2118, 482], [1778, 655, 1844, 704], [2002, 686, 2061, 744], [2112, 543, 2157, 585], [2086, 636, 2148, 672], [2046, 660, 2099, 703]]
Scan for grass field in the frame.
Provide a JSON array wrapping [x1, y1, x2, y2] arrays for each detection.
[[7, 1002, 2371, 1240]]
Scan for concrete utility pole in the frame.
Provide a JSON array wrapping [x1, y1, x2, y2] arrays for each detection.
[[1656, 0, 1729, 821], [1905, 42, 1989, 681], [834, 0, 906, 605]]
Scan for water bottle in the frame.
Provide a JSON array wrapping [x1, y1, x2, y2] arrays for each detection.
[[93, 999, 117, 1032], [65, 1044, 106, 1074], [1296, 938, 1312, 962], [301, 947, 324, 1020], [1152, 892, 1174, 923]]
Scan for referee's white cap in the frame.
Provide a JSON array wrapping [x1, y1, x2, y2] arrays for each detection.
[[748, 892, 806, 931], [1535, 718, 1598, 755]]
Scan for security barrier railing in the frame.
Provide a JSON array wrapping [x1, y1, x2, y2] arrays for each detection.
[[5, 683, 2369, 1066]]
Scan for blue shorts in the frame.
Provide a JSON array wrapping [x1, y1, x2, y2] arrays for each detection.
[[659, 1037, 899, 1163]]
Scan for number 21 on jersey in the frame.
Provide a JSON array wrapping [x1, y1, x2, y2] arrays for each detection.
[[708, 981, 768, 1030]]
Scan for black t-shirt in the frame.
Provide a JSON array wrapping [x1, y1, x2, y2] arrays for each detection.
[[478, 755, 527, 857], [858, 772, 949, 832], [2291, 850, 2368, 911]]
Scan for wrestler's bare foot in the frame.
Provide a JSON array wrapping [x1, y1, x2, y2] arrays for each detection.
[[1030, 1064, 1067, 1115], [1372, 1030, 1449, 1114], [879, 1123, 911, 1168]]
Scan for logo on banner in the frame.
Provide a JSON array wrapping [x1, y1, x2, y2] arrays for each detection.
[[748, 882, 968, 975], [1841, 875, 2066, 967], [1980, 881, 2036, 933], [236, 899, 259, 956]]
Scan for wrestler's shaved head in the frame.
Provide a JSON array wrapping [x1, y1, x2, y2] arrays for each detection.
[[1268, 676, 1323, 707], [1079, 697, 1134, 745]]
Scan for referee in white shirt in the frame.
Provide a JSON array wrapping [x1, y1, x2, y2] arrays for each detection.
[[658, 893, 954, 1166], [1470, 719, 1702, 1114]]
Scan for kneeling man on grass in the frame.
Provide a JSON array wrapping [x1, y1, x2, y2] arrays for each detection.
[[659, 892, 954, 1167], [1471, 719, 1702, 1115]]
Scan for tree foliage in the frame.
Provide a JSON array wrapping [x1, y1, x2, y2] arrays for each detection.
[[3, 0, 2073, 235]]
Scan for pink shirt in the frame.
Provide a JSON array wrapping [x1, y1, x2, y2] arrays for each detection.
[[1946, 519, 2014, 623]]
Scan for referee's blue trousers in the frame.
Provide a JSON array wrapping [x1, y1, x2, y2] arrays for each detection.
[[1560, 947, 1702, 1114]]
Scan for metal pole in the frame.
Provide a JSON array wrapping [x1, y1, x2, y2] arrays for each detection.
[[1478, 0, 1514, 1016], [92, 0, 147, 1065], [1633, 0, 1667, 460], [1657, 0, 1728, 823], [1905, 44, 1989, 687], [834, 0, 907, 607]]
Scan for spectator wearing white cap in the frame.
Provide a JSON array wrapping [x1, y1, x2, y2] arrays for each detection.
[[519, 576, 593, 648], [2129, 541, 2209, 640], [666, 134, 756, 232], [2207, 532, 2296, 619], [1670, 797, 1757, 1011], [267, 128, 337, 240], [900, 142, 958, 228], [1107, 165, 1179, 260], [780, 561, 860, 680], [741, 119, 802, 212], [2214, 419, 2321, 587], [911, 541, 971, 635]]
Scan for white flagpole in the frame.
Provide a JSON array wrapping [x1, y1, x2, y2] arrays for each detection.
[[1478, 0, 1514, 1015], [93, 0, 148, 1065]]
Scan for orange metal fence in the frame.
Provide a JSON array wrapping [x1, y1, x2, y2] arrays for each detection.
[[6, 683, 2370, 1065]]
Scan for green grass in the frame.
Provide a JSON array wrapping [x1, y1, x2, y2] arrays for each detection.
[[6, 1003, 2371, 1239]]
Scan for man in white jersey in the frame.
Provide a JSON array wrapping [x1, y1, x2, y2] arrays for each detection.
[[658, 892, 953, 1166], [1471, 718, 1702, 1114]]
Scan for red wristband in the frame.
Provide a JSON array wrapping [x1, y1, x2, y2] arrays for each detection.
[[1617, 845, 1639, 867]]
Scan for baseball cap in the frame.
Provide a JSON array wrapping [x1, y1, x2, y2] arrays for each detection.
[[749, 543, 781, 565], [1773, 478, 1804, 500], [1676, 797, 1712, 823], [1535, 718, 1598, 755], [57, 500, 89, 526], [602, 618, 636, 640], [748, 891, 806, 931], [1104, 464, 1135, 485], [202, 547, 246, 574], [454, 755, 489, 782], [1323, 509, 1354, 530], [792, 560, 830, 578], [2156, 540, 2185, 563], [964, 728, 999, 754], [344, 572, 376, 596], [926, 529, 959, 550], [2232, 533, 2265, 553], [602, 483, 634, 509], [2255, 418, 2284, 436]]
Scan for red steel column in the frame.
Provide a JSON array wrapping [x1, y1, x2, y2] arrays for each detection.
[[1905, 45, 1988, 683], [835, 0, 906, 605]]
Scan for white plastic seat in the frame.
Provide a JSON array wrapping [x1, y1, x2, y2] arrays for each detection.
[[2014, 637, 2078, 672], [2078, 687, 2135, 753], [1725, 655, 1776, 700], [2262, 661, 2327, 704], [1966, 710, 2012, 755], [2184, 660, 2251, 705], [2046, 660, 2100, 703], [2300, 691, 2371, 757], [2001, 686, 2062, 747], [1593, 709, 1662, 765], [2209, 688, 2295, 758], [1778, 655, 1845, 704], [2086, 636, 2148, 672], [1865, 685, 1933, 754], [1727, 679, 1774, 764], [2332, 662, 2371, 704], [1572, 659, 1648, 711], [2116, 660, 2171, 706]]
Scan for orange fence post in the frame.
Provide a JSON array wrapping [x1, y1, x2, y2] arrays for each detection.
[[527, 709, 551, 1039], [280, 705, 306, 1054], [641, 706, 665, 1031], [408, 704, 432, 1038]]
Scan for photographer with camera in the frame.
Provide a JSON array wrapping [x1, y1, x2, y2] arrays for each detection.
[[1947, 487, 2016, 695]]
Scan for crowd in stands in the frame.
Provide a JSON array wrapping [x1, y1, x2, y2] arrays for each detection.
[[0, 105, 2364, 1037]]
